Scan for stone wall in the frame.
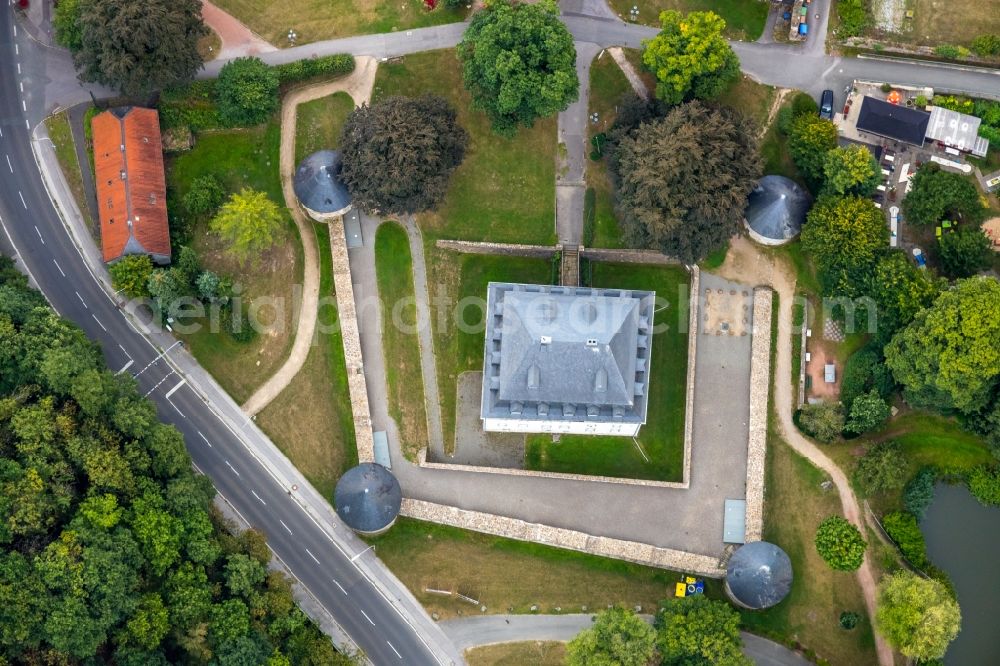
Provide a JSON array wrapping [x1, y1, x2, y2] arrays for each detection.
[[579, 248, 680, 265], [743, 288, 773, 543], [681, 266, 699, 485], [401, 499, 726, 578], [435, 239, 558, 259], [329, 225, 375, 463]]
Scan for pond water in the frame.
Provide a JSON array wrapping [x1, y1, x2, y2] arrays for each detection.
[[921, 483, 1000, 665]]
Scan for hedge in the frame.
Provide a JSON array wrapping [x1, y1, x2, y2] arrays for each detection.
[[274, 54, 355, 86], [882, 510, 928, 568]]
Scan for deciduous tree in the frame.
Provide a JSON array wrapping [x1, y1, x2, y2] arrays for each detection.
[[53, 0, 84, 51], [215, 57, 281, 127], [886, 277, 1000, 413], [798, 401, 845, 443], [566, 606, 655, 666], [72, 0, 207, 95], [655, 596, 749, 665], [340, 96, 468, 214], [902, 163, 985, 226], [641, 10, 740, 105], [854, 442, 908, 494], [876, 571, 960, 661], [938, 226, 991, 278], [800, 195, 887, 297], [458, 0, 576, 135], [209, 188, 286, 265], [183, 175, 226, 217], [866, 251, 941, 343], [845, 389, 891, 434], [109, 255, 154, 300], [822, 145, 880, 196], [611, 101, 760, 262], [788, 115, 838, 188], [814, 516, 866, 571]]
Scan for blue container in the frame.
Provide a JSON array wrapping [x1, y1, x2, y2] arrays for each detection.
[[799, 23, 809, 35]]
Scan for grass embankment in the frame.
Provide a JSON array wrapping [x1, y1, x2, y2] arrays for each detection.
[[256, 225, 357, 499], [373, 49, 556, 245], [212, 0, 467, 45], [525, 263, 690, 481], [44, 111, 97, 237], [427, 252, 553, 453], [374, 222, 428, 460], [166, 119, 302, 403], [294, 91, 354, 163], [607, 0, 768, 40], [760, 97, 806, 186], [466, 642, 566, 666], [715, 75, 776, 129], [365, 518, 681, 618]]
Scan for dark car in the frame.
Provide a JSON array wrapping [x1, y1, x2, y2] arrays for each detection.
[[819, 90, 834, 120]]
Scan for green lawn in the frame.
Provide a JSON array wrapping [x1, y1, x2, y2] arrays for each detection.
[[294, 92, 355, 164], [256, 224, 358, 499], [374, 222, 428, 461], [714, 74, 776, 130], [373, 50, 556, 245], [873, 411, 993, 476], [467, 642, 566, 666], [760, 98, 807, 187], [608, 0, 769, 40], [525, 263, 690, 481], [166, 120, 302, 403], [45, 112, 97, 239], [212, 0, 467, 45], [429, 252, 554, 453]]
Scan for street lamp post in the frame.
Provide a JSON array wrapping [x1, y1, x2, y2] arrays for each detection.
[[287, 29, 298, 46]]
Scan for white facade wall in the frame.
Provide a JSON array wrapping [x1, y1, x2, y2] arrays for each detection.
[[482, 417, 640, 437]]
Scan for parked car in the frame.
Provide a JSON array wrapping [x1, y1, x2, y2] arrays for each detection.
[[819, 89, 834, 119]]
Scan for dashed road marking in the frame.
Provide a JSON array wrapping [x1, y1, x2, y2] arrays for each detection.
[[164, 379, 186, 398], [251, 489, 266, 505], [92, 313, 107, 331], [279, 519, 292, 535], [116, 359, 134, 375], [19, 81, 23, 93], [52, 259, 65, 277], [168, 398, 185, 418], [360, 609, 375, 626], [387, 641, 402, 659], [197, 431, 212, 448], [333, 579, 347, 595], [225, 460, 240, 477], [143, 369, 177, 397], [21, 193, 28, 210], [75, 290, 88, 308], [305, 548, 320, 565], [118, 343, 131, 359], [21, 100, 25, 112], [5, 154, 11, 172]]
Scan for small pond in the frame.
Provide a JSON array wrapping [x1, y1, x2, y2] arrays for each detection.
[[921, 483, 1000, 665]]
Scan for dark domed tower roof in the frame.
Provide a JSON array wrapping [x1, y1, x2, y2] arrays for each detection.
[[744, 175, 812, 245], [293, 150, 352, 216], [725, 541, 793, 609], [334, 463, 401, 534]]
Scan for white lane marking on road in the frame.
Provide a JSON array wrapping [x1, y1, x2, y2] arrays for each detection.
[[19, 81, 23, 93], [14, 43, 18, 56], [332, 579, 347, 595], [21, 100, 25, 112], [116, 359, 134, 375], [33, 225, 43, 244], [5, 154, 11, 172], [75, 290, 88, 308], [224, 460, 241, 477], [164, 378, 186, 398], [118, 343, 131, 359], [12, 24, 16, 36], [251, 489, 266, 505], [24, 119, 29, 130], [168, 397, 185, 418], [133, 340, 182, 377], [279, 519, 292, 535], [16, 63, 20, 75], [197, 431, 212, 448], [387, 641, 402, 659], [360, 609, 375, 626], [305, 548, 321, 565], [91, 313, 107, 331], [143, 369, 177, 396], [20, 192, 28, 209], [52, 258, 65, 277]]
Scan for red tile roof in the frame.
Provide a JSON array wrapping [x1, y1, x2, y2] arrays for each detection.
[[92, 108, 171, 264]]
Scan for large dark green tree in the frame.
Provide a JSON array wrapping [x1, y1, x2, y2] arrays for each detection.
[[800, 195, 887, 297], [902, 163, 985, 226], [458, 0, 578, 135], [215, 57, 280, 127], [866, 251, 941, 343], [938, 226, 991, 278], [788, 115, 838, 189], [340, 95, 468, 214], [611, 101, 760, 263], [72, 0, 207, 95]]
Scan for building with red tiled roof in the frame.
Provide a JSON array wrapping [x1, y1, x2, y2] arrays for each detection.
[[92, 107, 171, 265]]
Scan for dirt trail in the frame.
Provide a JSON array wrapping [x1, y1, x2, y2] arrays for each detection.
[[242, 57, 378, 416], [716, 237, 894, 666]]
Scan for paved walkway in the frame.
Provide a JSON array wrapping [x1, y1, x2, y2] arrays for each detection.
[[441, 614, 814, 666], [608, 47, 649, 98], [714, 237, 893, 666], [556, 42, 600, 245], [200, 0, 277, 60], [241, 57, 378, 416]]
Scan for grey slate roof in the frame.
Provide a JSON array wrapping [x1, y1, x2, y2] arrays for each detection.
[[293, 150, 352, 214], [333, 463, 401, 533], [481, 283, 655, 423], [856, 96, 930, 146], [726, 541, 793, 609], [744, 175, 812, 242]]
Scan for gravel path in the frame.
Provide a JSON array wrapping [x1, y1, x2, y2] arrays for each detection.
[[608, 46, 649, 98], [242, 57, 378, 416], [715, 237, 894, 666]]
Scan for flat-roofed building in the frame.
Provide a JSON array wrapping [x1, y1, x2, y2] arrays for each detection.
[[481, 282, 656, 437], [926, 105, 990, 157], [92, 107, 171, 264]]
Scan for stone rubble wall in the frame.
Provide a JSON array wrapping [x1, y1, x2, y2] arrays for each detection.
[[579, 248, 680, 265], [681, 266, 699, 485], [401, 499, 726, 578], [434, 239, 680, 267], [329, 225, 375, 463], [743, 288, 773, 543]]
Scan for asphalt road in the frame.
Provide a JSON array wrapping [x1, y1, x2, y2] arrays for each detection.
[[0, 9, 447, 666]]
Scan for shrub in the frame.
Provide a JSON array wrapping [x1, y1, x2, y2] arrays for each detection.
[[273, 54, 354, 85], [914, 94, 928, 108], [841, 345, 895, 411], [791, 91, 819, 117], [971, 34, 1000, 57], [840, 611, 860, 630], [882, 511, 928, 568], [903, 467, 937, 519], [776, 106, 795, 134], [183, 175, 226, 216], [227, 305, 257, 343], [815, 516, 866, 571], [845, 389, 891, 434], [854, 441, 908, 495], [583, 187, 596, 247], [798, 402, 845, 443], [967, 465, 1000, 506], [933, 45, 968, 59], [880, 83, 893, 93], [215, 57, 280, 127], [837, 0, 869, 37], [109, 255, 154, 299]]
